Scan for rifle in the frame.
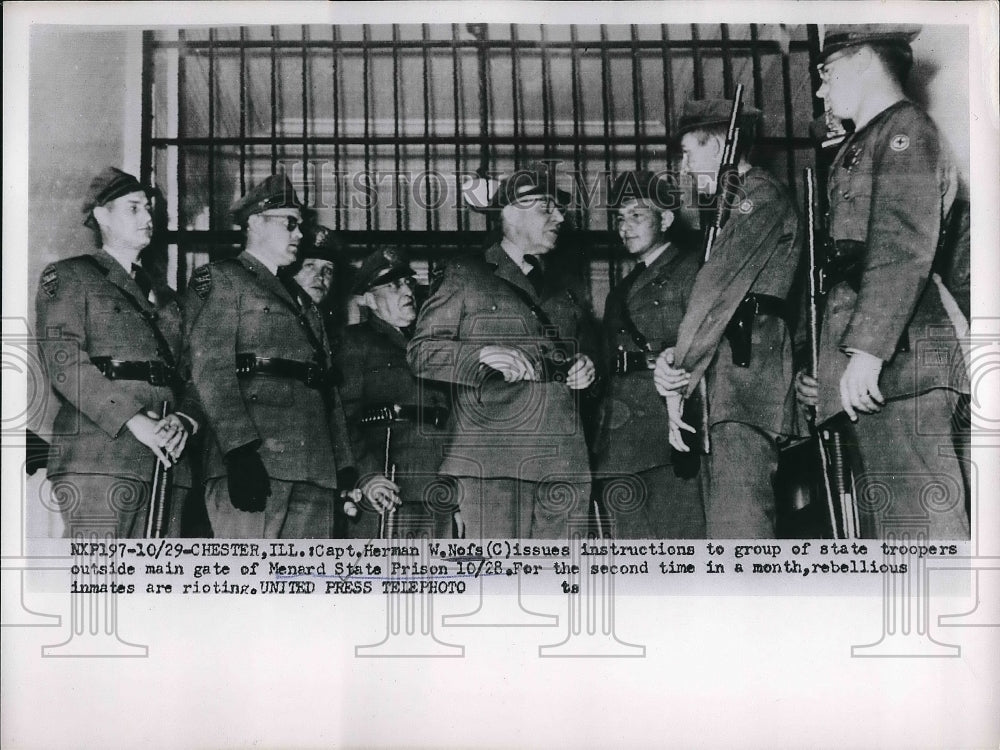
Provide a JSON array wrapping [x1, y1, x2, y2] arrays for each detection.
[[684, 84, 745, 455], [379, 425, 397, 541], [803, 168, 858, 539], [145, 401, 173, 539]]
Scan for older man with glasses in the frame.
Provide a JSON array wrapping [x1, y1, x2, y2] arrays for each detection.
[[183, 175, 397, 538], [338, 248, 456, 539]]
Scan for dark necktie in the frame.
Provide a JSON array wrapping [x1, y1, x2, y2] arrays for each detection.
[[618, 261, 646, 298], [523, 254, 544, 296], [279, 275, 306, 309], [131, 263, 153, 301]]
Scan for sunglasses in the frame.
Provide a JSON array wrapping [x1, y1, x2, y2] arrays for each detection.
[[262, 214, 301, 232]]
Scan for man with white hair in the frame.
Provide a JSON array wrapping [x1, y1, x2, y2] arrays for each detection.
[[408, 166, 597, 538]]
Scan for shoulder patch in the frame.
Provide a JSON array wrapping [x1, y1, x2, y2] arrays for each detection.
[[190, 265, 212, 299], [40, 265, 59, 298], [890, 134, 910, 152]]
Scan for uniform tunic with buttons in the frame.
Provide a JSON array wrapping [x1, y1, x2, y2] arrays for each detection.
[[35, 249, 198, 536], [674, 167, 803, 436], [338, 315, 451, 523], [818, 99, 969, 539], [595, 243, 700, 473], [407, 243, 592, 484], [818, 99, 967, 422], [183, 251, 353, 489]]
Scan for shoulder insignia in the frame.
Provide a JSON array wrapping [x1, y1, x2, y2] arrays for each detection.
[[40, 265, 59, 298], [890, 134, 910, 152], [190, 265, 212, 299], [739, 199, 754, 214]]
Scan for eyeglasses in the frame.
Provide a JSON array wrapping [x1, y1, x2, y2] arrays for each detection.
[[261, 214, 301, 232], [374, 276, 417, 292], [816, 50, 855, 84]]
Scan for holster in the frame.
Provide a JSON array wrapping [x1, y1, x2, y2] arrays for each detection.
[[723, 294, 789, 368]]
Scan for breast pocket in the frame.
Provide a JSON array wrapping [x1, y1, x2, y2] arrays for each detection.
[[830, 159, 873, 243]]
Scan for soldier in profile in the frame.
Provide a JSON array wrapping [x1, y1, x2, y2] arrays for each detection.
[[794, 25, 970, 538]]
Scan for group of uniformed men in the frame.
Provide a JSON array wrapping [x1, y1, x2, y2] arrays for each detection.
[[36, 25, 970, 541]]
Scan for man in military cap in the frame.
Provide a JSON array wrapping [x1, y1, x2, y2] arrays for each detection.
[[35, 167, 199, 537], [407, 166, 597, 538], [654, 99, 803, 538], [337, 249, 455, 539], [794, 25, 969, 538], [593, 170, 704, 538], [183, 175, 397, 538]]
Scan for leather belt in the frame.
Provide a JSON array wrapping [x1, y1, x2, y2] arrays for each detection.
[[612, 348, 657, 376], [235, 354, 329, 389], [358, 403, 449, 429], [724, 293, 790, 368], [92, 357, 176, 387]]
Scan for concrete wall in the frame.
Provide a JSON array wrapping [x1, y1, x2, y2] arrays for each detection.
[[29, 28, 141, 298]]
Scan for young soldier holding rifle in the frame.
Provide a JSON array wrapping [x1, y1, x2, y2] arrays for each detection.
[[654, 97, 803, 539]]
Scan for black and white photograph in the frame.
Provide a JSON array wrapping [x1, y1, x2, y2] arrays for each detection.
[[3, 2, 998, 748]]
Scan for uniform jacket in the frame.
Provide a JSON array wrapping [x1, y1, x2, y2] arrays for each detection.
[[674, 167, 802, 435], [34, 249, 197, 485], [595, 243, 700, 472], [182, 251, 353, 488], [337, 316, 450, 494], [817, 99, 968, 422], [406, 243, 592, 483]]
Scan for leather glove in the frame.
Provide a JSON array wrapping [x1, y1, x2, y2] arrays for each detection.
[[224, 443, 271, 512]]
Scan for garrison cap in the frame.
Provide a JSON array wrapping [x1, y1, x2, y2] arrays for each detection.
[[81, 167, 153, 229], [230, 174, 302, 225], [352, 248, 415, 295], [299, 225, 341, 264], [674, 98, 762, 141], [463, 164, 571, 213], [608, 170, 683, 212], [820, 24, 921, 62]]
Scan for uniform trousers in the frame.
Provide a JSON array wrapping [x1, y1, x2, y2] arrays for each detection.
[[599, 466, 705, 539], [454, 476, 591, 539], [847, 390, 969, 539], [51, 473, 187, 539], [704, 422, 778, 539], [205, 477, 335, 538]]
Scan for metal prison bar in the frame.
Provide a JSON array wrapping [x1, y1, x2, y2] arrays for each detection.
[[140, 24, 824, 300]]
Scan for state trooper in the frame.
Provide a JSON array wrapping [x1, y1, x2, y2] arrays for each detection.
[[35, 167, 199, 537], [593, 171, 704, 538], [407, 166, 597, 538], [337, 249, 456, 539], [183, 175, 397, 538], [794, 25, 970, 538], [654, 100, 803, 539]]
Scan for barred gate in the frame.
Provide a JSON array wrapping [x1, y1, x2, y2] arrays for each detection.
[[141, 23, 823, 307]]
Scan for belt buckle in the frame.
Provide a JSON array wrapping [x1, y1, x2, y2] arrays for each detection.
[[235, 354, 257, 376], [614, 348, 628, 376], [147, 361, 168, 386], [304, 365, 326, 389]]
